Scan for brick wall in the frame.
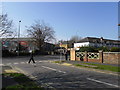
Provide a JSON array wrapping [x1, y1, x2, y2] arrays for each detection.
[[70, 50, 120, 64], [103, 52, 120, 64]]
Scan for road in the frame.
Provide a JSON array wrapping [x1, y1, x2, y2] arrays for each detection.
[[1, 55, 120, 89]]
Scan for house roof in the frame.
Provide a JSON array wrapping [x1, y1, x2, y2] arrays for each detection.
[[77, 37, 120, 44]]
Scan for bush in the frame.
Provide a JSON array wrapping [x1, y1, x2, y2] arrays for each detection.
[[79, 46, 111, 52], [79, 46, 98, 52], [97, 46, 109, 52], [2, 50, 17, 57], [110, 47, 120, 52], [2, 50, 10, 57]]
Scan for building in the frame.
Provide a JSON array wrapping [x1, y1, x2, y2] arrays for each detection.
[[2, 38, 36, 52], [1, 38, 55, 53], [74, 37, 120, 49], [59, 41, 69, 49]]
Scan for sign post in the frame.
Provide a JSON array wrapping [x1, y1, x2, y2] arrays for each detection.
[[60, 41, 62, 63]]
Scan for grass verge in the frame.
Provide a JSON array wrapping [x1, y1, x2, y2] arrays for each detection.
[[74, 63, 120, 72], [52, 61, 120, 72], [53, 60, 66, 63], [2, 73, 44, 89]]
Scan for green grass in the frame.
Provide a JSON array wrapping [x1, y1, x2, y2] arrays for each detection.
[[74, 63, 120, 72], [2, 73, 44, 89], [53, 60, 65, 63], [52, 60, 120, 72]]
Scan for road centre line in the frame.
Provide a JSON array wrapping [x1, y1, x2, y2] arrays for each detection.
[[41, 66, 66, 74], [87, 78, 119, 88]]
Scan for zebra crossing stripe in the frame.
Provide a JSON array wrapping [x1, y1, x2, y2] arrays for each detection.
[[14, 63, 19, 64], [0, 64, 4, 66], [21, 62, 25, 64], [3, 60, 50, 66]]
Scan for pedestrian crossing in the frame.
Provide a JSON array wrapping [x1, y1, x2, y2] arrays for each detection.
[[0, 60, 55, 66]]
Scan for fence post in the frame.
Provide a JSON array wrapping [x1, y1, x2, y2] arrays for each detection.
[[99, 50, 103, 63], [85, 51, 88, 62]]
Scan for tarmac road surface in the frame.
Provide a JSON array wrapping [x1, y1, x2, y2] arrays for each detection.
[[2, 55, 120, 89]]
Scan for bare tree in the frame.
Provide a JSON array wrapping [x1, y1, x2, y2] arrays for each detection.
[[67, 35, 82, 48], [26, 20, 55, 51], [0, 14, 15, 38], [69, 35, 82, 43]]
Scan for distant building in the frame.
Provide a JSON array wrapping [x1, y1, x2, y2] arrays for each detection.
[[74, 37, 120, 49], [59, 41, 69, 49], [2, 38, 35, 52], [1, 38, 55, 53], [59, 41, 74, 49]]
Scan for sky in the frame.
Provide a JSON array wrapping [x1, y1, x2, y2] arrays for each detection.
[[1, 2, 118, 42]]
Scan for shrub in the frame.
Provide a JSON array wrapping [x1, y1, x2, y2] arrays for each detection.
[[79, 46, 98, 52], [97, 46, 109, 52], [110, 47, 120, 52]]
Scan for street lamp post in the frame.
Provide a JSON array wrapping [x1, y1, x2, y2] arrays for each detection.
[[118, 24, 120, 40], [18, 20, 21, 56]]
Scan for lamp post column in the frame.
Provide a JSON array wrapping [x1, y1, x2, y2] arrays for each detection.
[[18, 20, 21, 56], [118, 24, 120, 40]]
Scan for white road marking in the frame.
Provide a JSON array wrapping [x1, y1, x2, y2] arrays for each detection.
[[0, 64, 4, 66], [41, 66, 66, 74], [39, 61, 42, 62], [14, 63, 19, 64], [38, 61, 49, 62], [87, 78, 120, 88], [21, 62, 25, 64]]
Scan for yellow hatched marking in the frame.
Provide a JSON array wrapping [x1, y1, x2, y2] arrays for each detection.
[[61, 63, 72, 66], [4, 70, 18, 73]]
